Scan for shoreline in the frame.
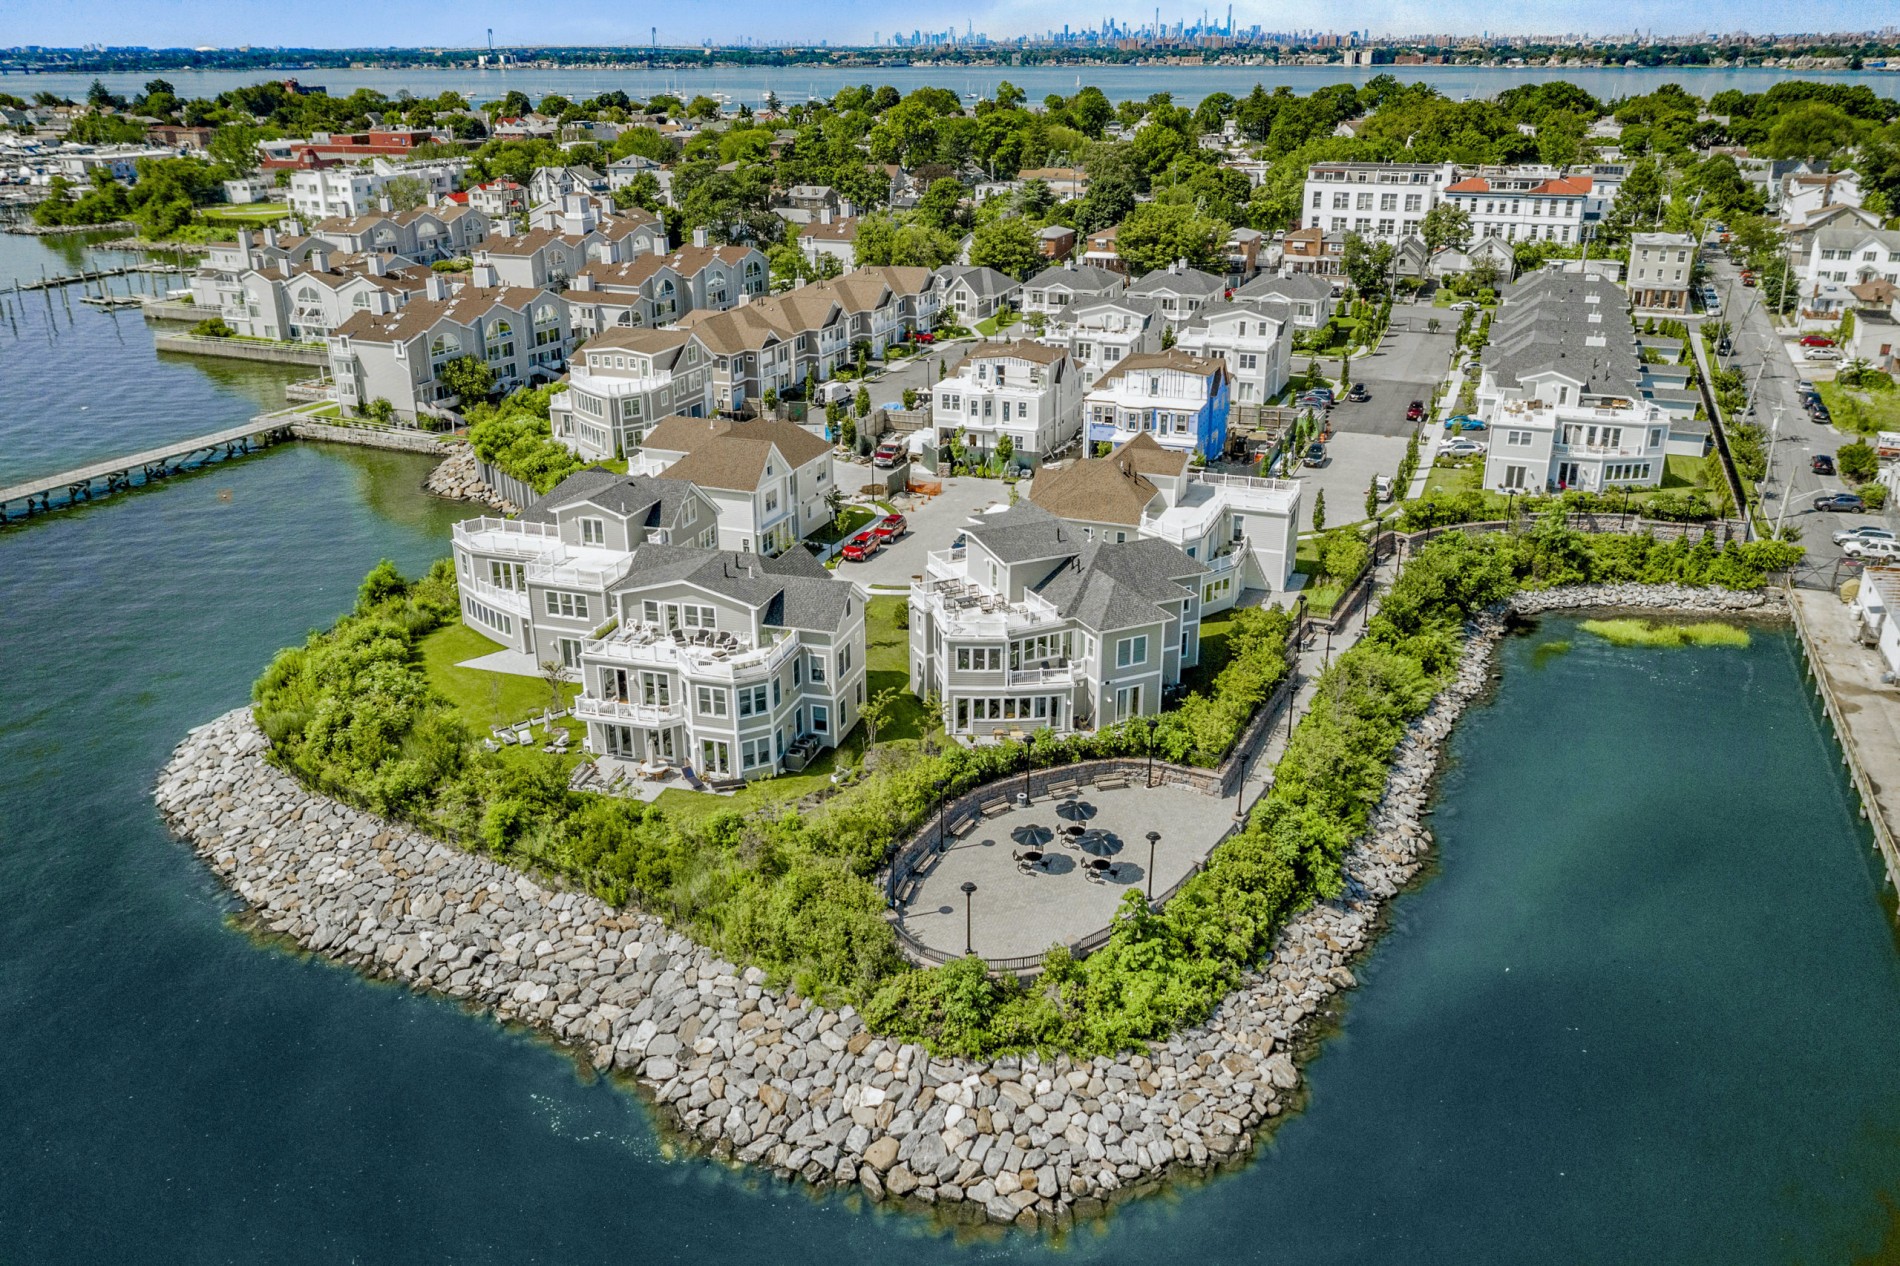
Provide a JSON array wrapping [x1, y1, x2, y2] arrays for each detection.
[[153, 582, 1783, 1228]]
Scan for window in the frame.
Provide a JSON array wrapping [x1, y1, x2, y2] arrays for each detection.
[[838, 644, 851, 673], [642, 600, 660, 624], [738, 684, 768, 717], [580, 517, 605, 545], [641, 672, 669, 706], [809, 653, 826, 683], [1114, 683, 1143, 721], [488, 560, 525, 590], [1506, 430, 1532, 447], [1115, 635, 1148, 669], [697, 685, 728, 717], [558, 637, 580, 669], [700, 739, 731, 775], [680, 604, 717, 629], [544, 591, 589, 620], [811, 704, 829, 734], [741, 737, 772, 769]]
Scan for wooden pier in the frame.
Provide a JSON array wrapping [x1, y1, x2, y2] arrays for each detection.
[[11, 264, 181, 294], [0, 420, 294, 524]]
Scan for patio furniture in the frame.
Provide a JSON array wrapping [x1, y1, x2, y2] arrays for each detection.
[[1084, 865, 1107, 885], [1076, 830, 1121, 858], [1055, 798, 1095, 823], [980, 797, 1010, 818], [1015, 849, 1046, 874], [1095, 774, 1128, 791], [1010, 822, 1054, 849]]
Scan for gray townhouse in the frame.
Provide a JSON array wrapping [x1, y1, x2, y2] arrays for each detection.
[[1232, 272, 1335, 330], [1037, 294, 1166, 389], [564, 237, 769, 335], [933, 264, 1022, 325], [306, 203, 491, 265], [1021, 261, 1127, 317], [1128, 264, 1228, 331], [548, 327, 715, 460], [634, 416, 836, 557]]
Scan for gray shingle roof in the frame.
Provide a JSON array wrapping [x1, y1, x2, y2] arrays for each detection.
[[1129, 266, 1225, 298], [614, 544, 857, 633], [1233, 272, 1331, 305], [522, 468, 701, 527], [934, 264, 1020, 299], [1033, 537, 1203, 632], [962, 502, 1085, 565], [1481, 270, 1642, 398]]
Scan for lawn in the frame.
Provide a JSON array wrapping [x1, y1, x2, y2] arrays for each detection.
[[1291, 538, 1346, 616], [974, 310, 1021, 337], [1182, 606, 1239, 693], [1818, 377, 1900, 437], [202, 201, 289, 220], [809, 504, 875, 547], [418, 622, 579, 735]]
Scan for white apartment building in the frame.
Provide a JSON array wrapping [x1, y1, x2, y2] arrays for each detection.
[[574, 545, 866, 779], [1038, 295, 1165, 389], [632, 416, 836, 557], [451, 469, 721, 668], [548, 327, 714, 460], [1171, 299, 1294, 409], [1303, 162, 1458, 244], [287, 157, 468, 220], [1030, 434, 1299, 603], [907, 502, 1208, 743], [932, 339, 1082, 466], [1442, 172, 1593, 245], [1481, 395, 1673, 494]]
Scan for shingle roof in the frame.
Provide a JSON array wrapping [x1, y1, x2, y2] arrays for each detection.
[[1129, 267, 1225, 298], [640, 416, 832, 490], [1234, 272, 1331, 305], [1032, 535, 1203, 632], [331, 286, 555, 344], [520, 468, 702, 526], [1089, 348, 1226, 390], [614, 544, 856, 632], [963, 502, 1085, 565], [1028, 435, 1185, 527], [1481, 270, 1642, 398], [935, 264, 1020, 299]]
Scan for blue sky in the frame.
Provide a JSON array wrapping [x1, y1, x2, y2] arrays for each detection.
[[8, 0, 1897, 47]]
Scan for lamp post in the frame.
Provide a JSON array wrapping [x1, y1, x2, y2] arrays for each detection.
[[1022, 740, 1033, 803], [960, 881, 977, 956], [1621, 485, 1633, 530], [1233, 763, 1247, 822], [1145, 831, 1161, 905], [1505, 487, 1516, 524], [1145, 716, 1158, 787], [934, 777, 948, 851]]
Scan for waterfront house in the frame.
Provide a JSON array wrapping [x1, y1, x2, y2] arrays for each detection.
[[632, 416, 836, 557], [547, 327, 714, 460]]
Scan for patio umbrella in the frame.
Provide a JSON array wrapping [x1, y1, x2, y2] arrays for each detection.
[[1010, 822, 1054, 848], [1076, 830, 1122, 858], [1055, 799, 1096, 823]]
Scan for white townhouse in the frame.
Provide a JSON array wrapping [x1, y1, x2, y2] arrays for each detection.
[[1030, 433, 1299, 604], [214, 248, 433, 342], [1443, 171, 1594, 246], [1303, 161, 1458, 244], [797, 210, 859, 270], [907, 502, 1209, 743], [931, 339, 1083, 467], [1038, 294, 1165, 390], [306, 203, 491, 265], [574, 545, 867, 779], [527, 164, 606, 207], [1628, 231, 1698, 315], [1171, 298, 1294, 410], [1482, 394, 1674, 495], [1128, 264, 1227, 328], [1022, 262, 1127, 317], [932, 265, 1022, 325], [288, 156, 468, 220], [607, 154, 676, 206], [1802, 226, 1900, 326], [327, 279, 574, 421], [1232, 272, 1334, 330], [633, 416, 837, 557], [564, 236, 770, 334], [451, 469, 721, 668], [548, 327, 714, 461]]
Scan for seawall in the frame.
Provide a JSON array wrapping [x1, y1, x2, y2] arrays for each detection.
[[154, 583, 1780, 1227]]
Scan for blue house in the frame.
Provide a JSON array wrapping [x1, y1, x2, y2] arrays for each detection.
[[1081, 350, 1231, 459]]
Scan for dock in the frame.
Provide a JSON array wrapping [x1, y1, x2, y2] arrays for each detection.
[[1787, 587, 1900, 891], [0, 419, 294, 523]]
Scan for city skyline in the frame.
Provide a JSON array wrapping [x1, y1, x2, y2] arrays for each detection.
[[7, 0, 1899, 52]]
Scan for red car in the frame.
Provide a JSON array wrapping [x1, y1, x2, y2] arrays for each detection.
[[1405, 400, 1425, 421], [841, 531, 880, 562], [1800, 335, 1837, 347], [874, 513, 907, 542], [913, 331, 936, 344], [872, 441, 904, 468]]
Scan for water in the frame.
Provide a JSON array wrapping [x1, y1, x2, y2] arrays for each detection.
[[0, 231, 304, 486], [4, 219, 1900, 1259], [8, 63, 1900, 108]]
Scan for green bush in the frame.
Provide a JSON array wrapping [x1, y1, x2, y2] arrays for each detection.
[[190, 316, 234, 338], [1837, 441, 1878, 483], [466, 385, 584, 494]]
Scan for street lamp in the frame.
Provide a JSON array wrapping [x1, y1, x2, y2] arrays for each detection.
[[960, 880, 977, 956], [1021, 740, 1033, 803], [1621, 485, 1633, 530], [1233, 764, 1247, 822], [1145, 831, 1161, 904], [934, 777, 948, 851], [1145, 716, 1158, 787]]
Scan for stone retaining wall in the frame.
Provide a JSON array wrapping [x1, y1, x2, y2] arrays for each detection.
[[287, 422, 452, 455], [427, 446, 516, 513], [154, 583, 1778, 1229], [153, 333, 328, 366]]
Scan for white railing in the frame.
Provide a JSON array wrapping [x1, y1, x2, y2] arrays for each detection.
[[1205, 548, 1242, 574], [1007, 662, 1077, 687], [580, 628, 800, 680], [1553, 443, 1654, 459], [572, 695, 684, 725], [526, 548, 633, 591], [453, 517, 559, 551], [463, 576, 529, 612]]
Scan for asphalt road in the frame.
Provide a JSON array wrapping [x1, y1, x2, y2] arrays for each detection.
[[1315, 302, 1459, 438], [1701, 251, 1885, 574]]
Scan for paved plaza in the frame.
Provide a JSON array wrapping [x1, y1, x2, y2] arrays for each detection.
[[897, 780, 1242, 961], [834, 470, 1018, 587]]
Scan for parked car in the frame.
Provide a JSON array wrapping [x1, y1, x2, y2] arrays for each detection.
[[1811, 454, 1836, 475], [1796, 379, 1816, 394], [1295, 393, 1332, 411], [1376, 474, 1395, 502], [1442, 438, 1487, 458], [1741, 271, 1758, 287], [1805, 347, 1843, 361], [872, 441, 904, 468], [873, 512, 907, 542], [841, 532, 880, 562], [1717, 338, 1733, 357], [1299, 385, 1335, 404], [1843, 538, 1900, 562], [1449, 300, 1479, 311], [1799, 335, 1837, 348], [1833, 525, 1897, 547], [1814, 492, 1866, 513], [1444, 414, 1487, 432], [1304, 441, 1327, 466], [1345, 383, 1369, 402], [912, 331, 936, 344], [1405, 400, 1425, 421], [1809, 402, 1833, 424]]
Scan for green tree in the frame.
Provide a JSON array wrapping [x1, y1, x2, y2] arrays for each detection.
[[382, 174, 430, 212], [1115, 199, 1228, 274], [1365, 476, 1381, 522], [859, 687, 900, 746], [1419, 203, 1473, 254], [438, 355, 496, 406], [1312, 488, 1327, 534], [968, 216, 1039, 279], [995, 434, 1015, 470], [1341, 232, 1395, 297], [1838, 441, 1878, 482]]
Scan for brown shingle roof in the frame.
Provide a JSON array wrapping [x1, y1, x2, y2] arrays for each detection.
[[641, 416, 832, 490], [331, 286, 554, 344], [1091, 349, 1226, 390]]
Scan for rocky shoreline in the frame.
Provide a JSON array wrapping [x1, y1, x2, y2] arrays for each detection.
[[424, 445, 517, 513], [153, 583, 1779, 1228]]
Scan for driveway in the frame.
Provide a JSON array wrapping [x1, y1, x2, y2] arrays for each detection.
[[1316, 304, 1459, 439], [1283, 430, 1410, 532], [831, 470, 1016, 587]]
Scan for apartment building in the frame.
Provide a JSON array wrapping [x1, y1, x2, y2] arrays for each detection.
[[574, 545, 866, 778], [1030, 433, 1299, 603], [328, 280, 573, 421], [209, 247, 434, 342], [1802, 226, 1900, 324], [931, 340, 1082, 466], [1037, 294, 1165, 390], [1443, 172, 1593, 245], [565, 237, 769, 334], [1021, 261, 1125, 316], [797, 209, 859, 270], [1628, 231, 1698, 314], [1302, 161, 1458, 244], [527, 165, 606, 206], [451, 469, 721, 665], [632, 416, 836, 556], [1082, 349, 1232, 459], [1280, 225, 1347, 276], [306, 203, 491, 265], [1170, 299, 1294, 409], [1128, 263, 1227, 326], [547, 327, 714, 460], [287, 156, 467, 220], [907, 502, 1207, 743], [473, 196, 668, 289]]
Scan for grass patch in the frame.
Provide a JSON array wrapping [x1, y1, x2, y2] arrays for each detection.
[[1182, 606, 1239, 692], [865, 595, 932, 744], [1818, 377, 1900, 437], [973, 310, 1021, 337], [1579, 618, 1751, 648], [1531, 638, 1573, 667], [810, 505, 875, 547], [417, 622, 578, 733], [202, 201, 290, 220]]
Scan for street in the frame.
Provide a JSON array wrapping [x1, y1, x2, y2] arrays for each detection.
[[1701, 249, 1884, 574]]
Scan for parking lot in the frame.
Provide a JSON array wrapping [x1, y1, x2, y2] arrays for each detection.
[[830, 467, 1016, 587], [1317, 302, 1460, 438]]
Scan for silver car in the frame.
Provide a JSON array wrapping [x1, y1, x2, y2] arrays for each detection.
[[1833, 525, 1897, 547], [1441, 438, 1486, 458]]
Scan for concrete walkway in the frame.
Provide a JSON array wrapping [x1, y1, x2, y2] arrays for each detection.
[[1788, 589, 1900, 888]]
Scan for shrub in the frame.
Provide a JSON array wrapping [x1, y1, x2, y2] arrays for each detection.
[[190, 316, 234, 338], [466, 385, 583, 494], [1838, 441, 1878, 482]]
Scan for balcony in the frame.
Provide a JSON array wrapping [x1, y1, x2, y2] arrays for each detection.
[[526, 546, 633, 591], [1553, 442, 1654, 459], [579, 625, 801, 680], [573, 695, 684, 725], [462, 575, 529, 613], [914, 577, 1067, 638], [1007, 660, 1078, 687], [452, 516, 559, 556]]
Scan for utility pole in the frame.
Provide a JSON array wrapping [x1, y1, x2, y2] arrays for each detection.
[[1772, 405, 1796, 538]]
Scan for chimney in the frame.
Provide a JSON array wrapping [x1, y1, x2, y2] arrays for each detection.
[[425, 274, 449, 301], [236, 229, 255, 252], [692, 226, 708, 249], [378, 194, 393, 214], [262, 227, 278, 248], [277, 259, 291, 278], [571, 272, 594, 292], [365, 253, 385, 277], [310, 247, 331, 272], [472, 263, 500, 289], [818, 206, 833, 226]]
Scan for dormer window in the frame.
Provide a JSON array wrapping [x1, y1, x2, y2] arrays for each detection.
[[580, 517, 605, 545]]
